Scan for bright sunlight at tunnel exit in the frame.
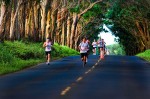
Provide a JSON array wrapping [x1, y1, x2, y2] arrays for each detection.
[[98, 24, 118, 46]]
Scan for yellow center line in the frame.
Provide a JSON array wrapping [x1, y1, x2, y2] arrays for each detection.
[[61, 86, 71, 95], [60, 58, 101, 96], [85, 71, 88, 74], [92, 66, 95, 69], [76, 77, 83, 82]]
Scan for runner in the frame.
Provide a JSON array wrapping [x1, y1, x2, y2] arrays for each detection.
[[92, 39, 97, 55], [102, 39, 106, 55], [43, 38, 52, 65], [79, 37, 89, 67], [97, 38, 102, 54], [97, 38, 105, 59], [86, 38, 90, 62]]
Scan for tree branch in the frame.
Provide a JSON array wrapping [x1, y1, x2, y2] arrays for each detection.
[[78, 0, 102, 18]]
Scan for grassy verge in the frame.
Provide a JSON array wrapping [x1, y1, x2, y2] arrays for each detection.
[[136, 50, 150, 62], [0, 41, 79, 75]]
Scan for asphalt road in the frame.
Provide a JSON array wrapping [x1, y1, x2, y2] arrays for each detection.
[[0, 55, 149, 99]]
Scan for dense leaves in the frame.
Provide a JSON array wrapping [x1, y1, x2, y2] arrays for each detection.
[[107, 44, 126, 55], [105, 0, 150, 55]]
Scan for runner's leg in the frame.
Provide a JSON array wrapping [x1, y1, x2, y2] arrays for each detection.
[[84, 53, 87, 64], [81, 53, 84, 61], [100, 48, 104, 59], [94, 47, 96, 55], [45, 52, 48, 64], [99, 47, 101, 56], [93, 48, 95, 55], [93, 48, 94, 55], [47, 53, 50, 63]]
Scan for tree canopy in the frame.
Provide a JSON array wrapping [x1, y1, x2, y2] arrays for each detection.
[[0, 0, 149, 55], [105, 0, 150, 55]]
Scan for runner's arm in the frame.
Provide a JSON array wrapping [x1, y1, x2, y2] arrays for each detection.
[[92, 42, 94, 46], [43, 42, 46, 48], [78, 43, 82, 51]]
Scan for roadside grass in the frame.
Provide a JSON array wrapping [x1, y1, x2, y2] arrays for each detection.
[[0, 59, 43, 75], [0, 41, 79, 75], [136, 50, 150, 62]]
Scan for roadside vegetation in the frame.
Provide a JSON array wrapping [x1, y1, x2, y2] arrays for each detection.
[[136, 50, 150, 62], [0, 41, 79, 75], [106, 44, 126, 55]]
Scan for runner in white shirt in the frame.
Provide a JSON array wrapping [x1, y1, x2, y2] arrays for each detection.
[[79, 37, 89, 66], [92, 39, 97, 55], [43, 38, 52, 65]]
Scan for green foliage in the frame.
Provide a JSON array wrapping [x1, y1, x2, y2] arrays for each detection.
[[136, 50, 150, 61], [107, 44, 126, 55], [0, 41, 79, 75], [0, 59, 42, 75], [81, 4, 104, 43], [82, 22, 103, 44], [4, 41, 44, 60], [104, 0, 150, 55], [83, 4, 102, 20], [69, 5, 80, 13], [36, 0, 41, 3], [0, 44, 15, 64], [108, 24, 140, 55], [0, 0, 11, 6], [52, 43, 79, 57]]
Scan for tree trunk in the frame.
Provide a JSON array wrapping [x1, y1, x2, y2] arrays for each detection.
[[0, 1, 6, 25], [30, 6, 35, 41], [9, 0, 23, 40], [56, 9, 61, 43], [34, 1, 40, 41], [61, 7, 67, 45], [135, 21, 149, 50], [18, 3, 25, 40], [40, 0, 48, 41], [70, 13, 78, 48], [67, 16, 71, 47], [143, 19, 150, 49], [51, 10, 57, 41], [46, 10, 51, 39], [75, 24, 82, 50], [51, 0, 59, 42], [0, 1, 7, 42], [61, 22, 65, 45], [75, 27, 79, 50], [25, 14, 30, 39], [25, 2, 31, 39]]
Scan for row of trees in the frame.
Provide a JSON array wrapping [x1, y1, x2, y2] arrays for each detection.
[[0, 0, 103, 50], [105, 0, 150, 55], [0, 0, 149, 55]]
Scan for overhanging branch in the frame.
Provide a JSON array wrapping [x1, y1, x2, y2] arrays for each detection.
[[78, 0, 102, 18]]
